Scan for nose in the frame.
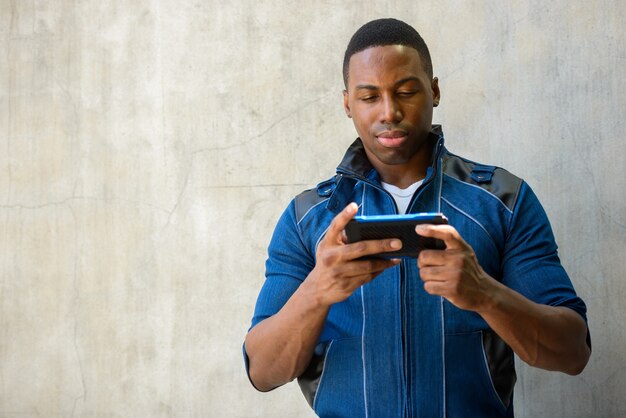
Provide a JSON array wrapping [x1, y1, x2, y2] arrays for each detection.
[[380, 95, 402, 124]]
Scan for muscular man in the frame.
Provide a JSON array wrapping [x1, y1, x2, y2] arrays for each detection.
[[244, 18, 590, 417]]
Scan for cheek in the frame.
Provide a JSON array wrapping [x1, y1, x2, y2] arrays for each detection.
[[351, 120, 367, 140], [350, 109, 373, 135], [407, 103, 433, 124]]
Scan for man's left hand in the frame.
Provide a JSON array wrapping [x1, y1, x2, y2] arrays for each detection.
[[415, 224, 498, 312]]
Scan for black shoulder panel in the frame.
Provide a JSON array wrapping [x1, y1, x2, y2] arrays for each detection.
[[295, 189, 325, 223], [294, 177, 336, 223], [442, 152, 523, 211]]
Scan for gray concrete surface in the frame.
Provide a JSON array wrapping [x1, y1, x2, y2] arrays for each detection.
[[1, 1, 624, 417]]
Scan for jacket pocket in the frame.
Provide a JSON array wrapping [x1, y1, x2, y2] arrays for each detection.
[[309, 337, 365, 417], [445, 331, 511, 417]]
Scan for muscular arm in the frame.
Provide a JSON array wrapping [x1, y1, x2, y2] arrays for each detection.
[[245, 203, 401, 391], [416, 224, 590, 375], [244, 279, 330, 391], [477, 281, 590, 375]]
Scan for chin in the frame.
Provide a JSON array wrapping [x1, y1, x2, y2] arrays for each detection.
[[376, 152, 413, 166]]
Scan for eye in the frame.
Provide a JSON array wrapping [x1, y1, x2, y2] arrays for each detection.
[[360, 95, 378, 103], [397, 90, 417, 97]]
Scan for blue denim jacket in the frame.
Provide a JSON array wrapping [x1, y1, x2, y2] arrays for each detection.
[[245, 126, 588, 417]]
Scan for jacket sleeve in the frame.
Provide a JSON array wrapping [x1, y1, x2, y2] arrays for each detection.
[[501, 182, 589, 329], [249, 199, 316, 329], [243, 200, 317, 388]]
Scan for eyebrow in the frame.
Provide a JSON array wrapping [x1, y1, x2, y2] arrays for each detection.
[[354, 76, 421, 91], [354, 84, 378, 91]]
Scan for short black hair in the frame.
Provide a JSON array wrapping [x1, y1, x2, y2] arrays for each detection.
[[342, 18, 433, 87]]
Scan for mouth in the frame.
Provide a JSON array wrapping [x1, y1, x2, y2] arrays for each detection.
[[376, 130, 408, 148]]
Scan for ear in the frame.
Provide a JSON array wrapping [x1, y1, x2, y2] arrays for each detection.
[[431, 77, 441, 107], [343, 90, 352, 118]]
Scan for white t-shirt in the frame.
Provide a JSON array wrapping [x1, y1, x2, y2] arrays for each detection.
[[381, 179, 424, 214]]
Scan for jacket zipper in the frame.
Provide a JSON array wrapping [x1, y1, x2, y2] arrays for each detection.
[[336, 143, 443, 417]]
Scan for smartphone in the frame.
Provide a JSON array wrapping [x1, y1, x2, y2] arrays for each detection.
[[345, 213, 448, 258]]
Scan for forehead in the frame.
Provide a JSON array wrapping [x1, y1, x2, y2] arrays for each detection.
[[347, 45, 426, 88]]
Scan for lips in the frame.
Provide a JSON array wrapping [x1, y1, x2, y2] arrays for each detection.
[[376, 130, 407, 148]]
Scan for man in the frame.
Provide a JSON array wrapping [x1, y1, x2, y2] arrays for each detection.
[[244, 18, 590, 417]]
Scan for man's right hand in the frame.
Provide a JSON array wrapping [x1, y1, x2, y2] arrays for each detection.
[[305, 202, 402, 306], [245, 202, 401, 391]]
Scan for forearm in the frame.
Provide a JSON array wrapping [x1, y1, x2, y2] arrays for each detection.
[[245, 278, 330, 391], [477, 280, 590, 375]]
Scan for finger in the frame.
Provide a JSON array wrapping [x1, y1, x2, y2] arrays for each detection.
[[342, 257, 400, 278], [415, 224, 468, 251], [338, 260, 401, 290], [325, 202, 359, 242], [343, 238, 403, 260], [418, 248, 465, 268], [423, 280, 448, 296], [417, 249, 448, 268], [419, 265, 455, 281], [340, 229, 348, 244]]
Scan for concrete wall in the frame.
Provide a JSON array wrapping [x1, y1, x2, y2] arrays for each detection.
[[1, 1, 624, 417]]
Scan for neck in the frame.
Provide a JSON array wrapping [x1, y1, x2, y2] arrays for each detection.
[[370, 143, 433, 189]]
